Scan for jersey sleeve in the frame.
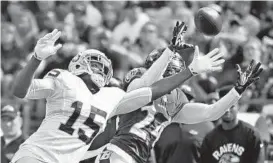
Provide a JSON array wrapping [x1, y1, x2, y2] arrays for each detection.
[[25, 69, 61, 99], [172, 88, 241, 124], [108, 87, 152, 119], [127, 48, 173, 92]]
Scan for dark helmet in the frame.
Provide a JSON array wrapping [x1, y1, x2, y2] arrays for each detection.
[[123, 67, 147, 91], [144, 48, 186, 77]]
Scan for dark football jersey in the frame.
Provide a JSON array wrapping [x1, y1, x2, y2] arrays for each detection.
[[200, 120, 263, 163], [111, 88, 189, 163]]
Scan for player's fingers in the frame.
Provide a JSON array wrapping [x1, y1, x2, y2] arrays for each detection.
[[182, 25, 188, 34], [183, 43, 194, 49], [46, 29, 58, 39], [42, 29, 57, 40], [252, 68, 263, 78], [246, 59, 255, 76], [236, 64, 242, 78], [53, 44, 63, 53], [211, 52, 224, 61], [248, 77, 260, 86], [176, 21, 179, 27], [236, 64, 241, 72], [51, 29, 58, 36], [207, 48, 220, 58], [212, 59, 225, 66], [51, 31, 62, 43], [252, 62, 262, 74]]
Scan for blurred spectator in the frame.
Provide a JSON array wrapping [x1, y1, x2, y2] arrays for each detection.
[[34, 1, 57, 32], [1, 105, 25, 163], [154, 121, 214, 163], [131, 22, 168, 64], [1, 22, 27, 75], [242, 38, 263, 67], [7, 1, 39, 51], [101, 2, 120, 31], [54, 1, 71, 23], [69, 1, 102, 29], [71, 2, 93, 43], [200, 86, 265, 163], [112, 1, 150, 45]]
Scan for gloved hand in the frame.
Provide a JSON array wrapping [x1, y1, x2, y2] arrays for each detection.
[[34, 29, 62, 60], [234, 60, 263, 94], [188, 46, 225, 75], [168, 21, 194, 53]]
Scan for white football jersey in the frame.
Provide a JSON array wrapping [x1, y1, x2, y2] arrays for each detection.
[[12, 69, 125, 163]]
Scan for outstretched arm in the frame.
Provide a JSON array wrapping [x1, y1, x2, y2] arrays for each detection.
[[128, 21, 193, 91], [172, 87, 241, 124], [172, 60, 263, 124], [13, 29, 62, 98], [108, 67, 193, 119], [13, 56, 42, 98], [110, 45, 225, 118], [127, 48, 173, 91]]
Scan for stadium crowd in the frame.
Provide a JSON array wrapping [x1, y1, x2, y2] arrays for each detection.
[[1, 1, 273, 163]]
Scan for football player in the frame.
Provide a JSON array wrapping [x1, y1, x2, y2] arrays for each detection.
[[10, 26, 207, 163], [95, 29, 263, 163]]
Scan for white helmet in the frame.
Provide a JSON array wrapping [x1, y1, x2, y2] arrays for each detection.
[[68, 49, 113, 88]]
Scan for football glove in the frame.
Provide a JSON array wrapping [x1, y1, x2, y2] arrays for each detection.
[[168, 21, 194, 53], [234, 60, 263, 94], [188, 46, 225, 75], [34, 29, 62, 60]]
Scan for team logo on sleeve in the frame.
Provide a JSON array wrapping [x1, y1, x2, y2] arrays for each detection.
[[71, 54, 81, 62], [124, 68, 146, 83]]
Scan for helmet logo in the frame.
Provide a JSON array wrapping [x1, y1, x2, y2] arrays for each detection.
[[125, 68, 142, 83], [72, 54, 81, 62]]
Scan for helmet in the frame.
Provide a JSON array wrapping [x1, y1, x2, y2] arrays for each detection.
[[123, 67, 147, 91], [144, 48, 186, 77], [68, 49, 113, 88]]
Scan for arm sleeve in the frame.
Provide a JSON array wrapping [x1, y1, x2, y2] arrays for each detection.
[[25, 78, 56, 99], [172, 88, 241, 124], [108, 87, 152, 119], [127, 48, 173, 91]]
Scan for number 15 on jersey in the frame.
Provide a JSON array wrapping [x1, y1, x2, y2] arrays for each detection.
[[59, 101, 107, 144]]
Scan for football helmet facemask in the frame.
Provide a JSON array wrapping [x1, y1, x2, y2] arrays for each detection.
[[68, 49, 113, 88]]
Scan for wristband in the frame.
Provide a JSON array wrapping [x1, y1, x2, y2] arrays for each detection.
[[188, 65, 198, 76], [33, 52, 43, 61]]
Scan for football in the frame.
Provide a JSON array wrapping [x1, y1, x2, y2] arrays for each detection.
[[194, 7, 223, 36]]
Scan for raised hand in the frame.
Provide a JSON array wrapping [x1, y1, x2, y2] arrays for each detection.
[[234, 60, 263, 94], [34, 29, 62, 60], [169, 21, 194, 53], [188, 46, 225, 75]]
